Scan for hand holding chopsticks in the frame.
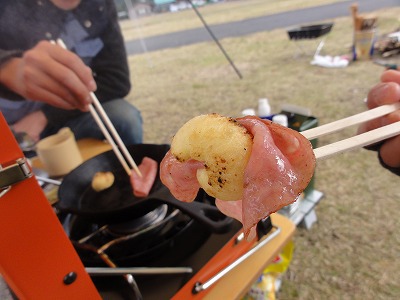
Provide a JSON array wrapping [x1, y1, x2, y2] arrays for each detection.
[[55, 39, 142, 177], [301, 103, 400, 160]]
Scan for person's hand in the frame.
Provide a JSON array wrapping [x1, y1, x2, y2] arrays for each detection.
[[12, 110, 48, 143], [357, 70, 400, 168], [0, 40, 96, 111]]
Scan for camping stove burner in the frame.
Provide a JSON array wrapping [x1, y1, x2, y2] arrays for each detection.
[[62, 203, 213, 268], [106, 204, 168, 236], [57, 190, 241, 299]]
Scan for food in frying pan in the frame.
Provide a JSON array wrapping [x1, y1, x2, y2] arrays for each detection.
[[91, 171, 115, 192], [160, 114, 316, 237], [130, 156, 158, 197]]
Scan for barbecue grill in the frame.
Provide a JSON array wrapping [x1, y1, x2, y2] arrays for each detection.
[[287, 23, 334, 56]]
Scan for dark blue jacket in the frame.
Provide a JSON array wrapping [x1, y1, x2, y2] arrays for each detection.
[[0, 0, 130, 127]]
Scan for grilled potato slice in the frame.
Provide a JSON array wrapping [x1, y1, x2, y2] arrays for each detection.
[[91, 171, 115, 192], [171, 114, 253, 200]]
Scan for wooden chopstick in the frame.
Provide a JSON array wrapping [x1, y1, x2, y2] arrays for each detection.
[[300, 103, 400, 160], [87, 104, 132, 175], [301, 102, 400, 140], [55, 39, 142, 177], [313, 121, 400, 160]]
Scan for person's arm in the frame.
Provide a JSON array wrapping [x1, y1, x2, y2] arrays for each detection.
[[11, 110, 48, 142], [0, 41, 96, 110], [0, 49, 24, 100], [358, 70, 400, 175], [89, 0, 131, 102], [41, 0, 130, 126]]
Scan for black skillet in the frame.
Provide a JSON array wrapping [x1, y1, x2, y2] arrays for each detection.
[[56, 144, 232, 234]]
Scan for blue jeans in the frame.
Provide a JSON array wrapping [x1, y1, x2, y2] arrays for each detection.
[[41, 99, 143, 146]]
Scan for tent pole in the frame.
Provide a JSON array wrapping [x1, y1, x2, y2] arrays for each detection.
[[187, 0, 243, 79]]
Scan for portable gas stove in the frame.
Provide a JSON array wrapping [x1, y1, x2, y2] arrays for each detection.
[[57, 188, 279, 299], [1, 114, 294, 299]]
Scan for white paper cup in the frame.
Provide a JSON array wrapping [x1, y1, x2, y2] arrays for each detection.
[[36, 127, 83, 177]]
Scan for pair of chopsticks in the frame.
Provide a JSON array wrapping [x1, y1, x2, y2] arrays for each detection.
[[301, 102, 400, 160], [54, 39, 142, 177]]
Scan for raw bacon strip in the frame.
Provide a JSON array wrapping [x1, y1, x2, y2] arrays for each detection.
[[214, 199, 259, 240], [216, 116, 315, 236], [130, 157, 158, 197], [160, 152, 204, 202]]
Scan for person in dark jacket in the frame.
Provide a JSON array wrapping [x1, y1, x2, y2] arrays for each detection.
[[0, 0, 142, 146], [358, 69, 400, 175]]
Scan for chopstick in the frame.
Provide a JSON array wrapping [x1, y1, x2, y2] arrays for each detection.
[[301, 102, 400, 140], [312, 121, 400, 160], [55, 39, 142, 177], [300, 103, 400, 160]]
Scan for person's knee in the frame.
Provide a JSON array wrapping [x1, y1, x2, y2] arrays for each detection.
[[103, 99, 143, 145], [120, 105, 143, 145]]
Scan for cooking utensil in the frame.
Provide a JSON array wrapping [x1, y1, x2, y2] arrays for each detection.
[[57, 143, 233, 233], [301, 103, 400, 160], [55, 39, 141, 178]]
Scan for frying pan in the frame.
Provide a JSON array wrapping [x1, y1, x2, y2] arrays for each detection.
[[57, 144, 232, 233]]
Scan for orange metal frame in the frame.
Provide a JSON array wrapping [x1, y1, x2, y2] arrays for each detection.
[[172, 230, 256, 299], [0, 113, 100, 299]]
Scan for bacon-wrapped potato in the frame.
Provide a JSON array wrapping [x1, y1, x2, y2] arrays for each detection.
[[171, 114, 253, 200], [161, 113, 316, 238]]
